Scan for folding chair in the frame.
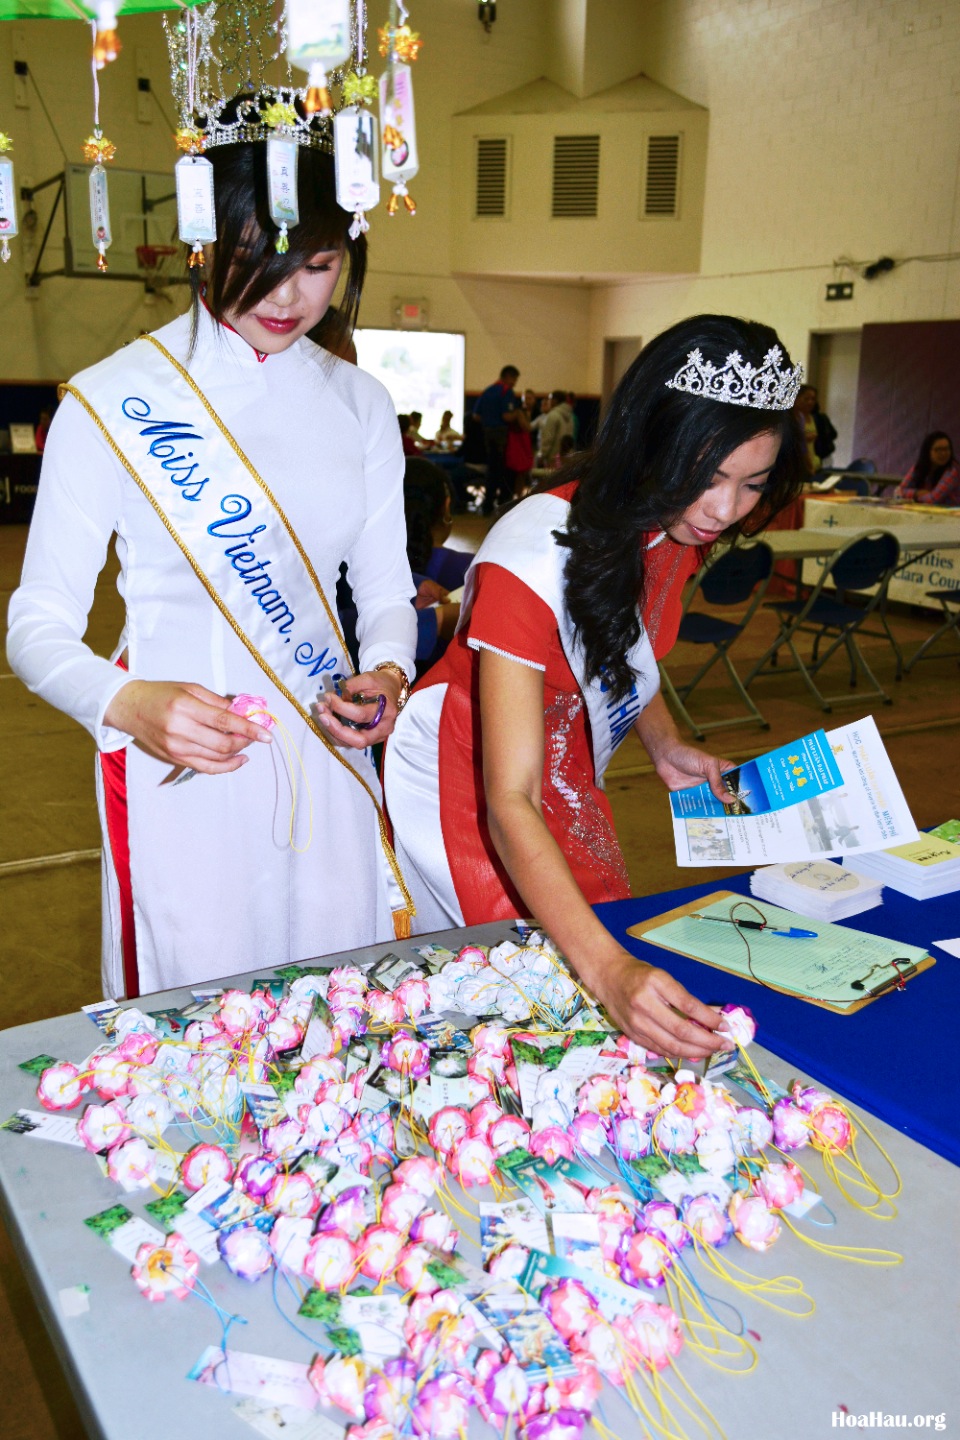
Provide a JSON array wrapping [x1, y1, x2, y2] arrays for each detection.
[[744, 531, 901, 712], [833, 476, 870, 496], [904, 586, 960, 672], [658, 540, 774, 740]]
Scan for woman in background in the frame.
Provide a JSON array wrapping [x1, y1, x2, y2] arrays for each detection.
[[897, 432, 960, 506]]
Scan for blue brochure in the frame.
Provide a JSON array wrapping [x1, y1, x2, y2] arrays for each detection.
[[670, 729, 844, 820]]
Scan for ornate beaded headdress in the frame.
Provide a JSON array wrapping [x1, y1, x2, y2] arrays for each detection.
[[665, 346, 804, 411], [164, 0, 422, 260]]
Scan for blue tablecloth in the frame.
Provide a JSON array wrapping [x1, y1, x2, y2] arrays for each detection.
[[598, 875, 960, 1167]]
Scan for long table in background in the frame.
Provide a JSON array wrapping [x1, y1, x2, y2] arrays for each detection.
[[800, 496, 960, 608], [0, 882, 956, 1440]]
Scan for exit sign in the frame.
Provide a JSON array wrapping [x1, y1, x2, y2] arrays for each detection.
[[392, 297, 429, 329]]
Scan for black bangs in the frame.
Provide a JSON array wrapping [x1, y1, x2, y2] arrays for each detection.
[[189, 108, 367, 346]]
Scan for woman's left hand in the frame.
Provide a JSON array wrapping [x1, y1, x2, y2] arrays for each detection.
[[315, 668, 404, 749], [651, 738, 734, 805]]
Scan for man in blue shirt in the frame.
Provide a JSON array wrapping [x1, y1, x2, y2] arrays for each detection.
[[473, 364, 520, 514]]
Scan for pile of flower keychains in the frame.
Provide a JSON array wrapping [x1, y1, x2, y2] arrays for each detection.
[[30, 932, 900, 1440]]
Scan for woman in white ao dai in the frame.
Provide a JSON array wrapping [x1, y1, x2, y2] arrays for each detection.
[[7, 132, 416, 1000]]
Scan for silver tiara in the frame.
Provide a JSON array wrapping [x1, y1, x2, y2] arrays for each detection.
[[665, 346, 804, 411]]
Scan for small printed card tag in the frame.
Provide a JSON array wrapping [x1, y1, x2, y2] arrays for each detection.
[[267, 137, 300, 229], [233, 1397, 345, 1439], [3, 1109, 85, 1146], [189, 1346, 318, 1411], [782, 1189, 825, 1219], [82, 999, 124, 1034], [89, 165, 112, 251], [18, 1054, 60, 1077], [334, 107, 380, 216], [176, 155, 216, 245], [84, 1204, 165, 1262]]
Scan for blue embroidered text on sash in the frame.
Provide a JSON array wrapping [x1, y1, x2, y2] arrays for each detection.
[[207, 496, 296, 636], [606, 686, 643, 747], [117, 388, 348, 680], [121, 397, 208, 500]]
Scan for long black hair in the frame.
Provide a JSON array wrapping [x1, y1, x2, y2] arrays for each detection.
[[403, 457, 450, 573], [190, 97, 366, 354], [559, 314, 806, 700], [910, 431, 953, 486]]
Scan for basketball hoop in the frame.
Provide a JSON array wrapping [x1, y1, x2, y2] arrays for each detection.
[[135, 243, 180, 298]]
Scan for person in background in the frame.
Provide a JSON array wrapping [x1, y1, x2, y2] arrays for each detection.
[[403, 458, 464, 674], [897, 432, 960, 506], [384, 313, 806, 1055], [409, 411, 431, 449], [404, 457, 472, 594], [435, 410, 462, 448], [538, 390, 575, 468], [530, 392, 552, 464], [505, 392, 536, 499], [554, 433, 575, 468], [398, 414, 421, 457], [566, 392, 580, 446], [473, 364, 521, 515], [34, 408, 52, 454], [792, 385, 819, 474], [809, 387, 838, 467]]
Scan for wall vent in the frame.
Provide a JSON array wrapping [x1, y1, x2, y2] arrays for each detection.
[[643, 134, 680, 217], [475, 136, 509, 218], [551, 135, 600, 218]]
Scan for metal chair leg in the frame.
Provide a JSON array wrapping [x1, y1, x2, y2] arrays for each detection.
[[720, 649, 770, 728], [904, 598, 960, 673], [658, 663, 706, 741]]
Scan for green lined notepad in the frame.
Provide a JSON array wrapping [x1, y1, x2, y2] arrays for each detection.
[[633, 894, 932, 1013]]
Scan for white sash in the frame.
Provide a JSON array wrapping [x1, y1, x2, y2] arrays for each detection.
[[63, 334, 415, 932], [459, 492, 660, 785]]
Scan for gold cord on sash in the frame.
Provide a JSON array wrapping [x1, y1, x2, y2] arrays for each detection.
[[61, 367, 416, 938]]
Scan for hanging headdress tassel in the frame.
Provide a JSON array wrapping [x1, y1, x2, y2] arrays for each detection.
[[0, 134, 18, 264], [304, 63, 333, 117], [380, 61, 418, 219], [387, 179, 415, 217], [175, 154, 217, 270], [93, 0, 121, 69], [89, 162, 112, 272], [267, 135, 299, 255], [287, 0, 351, 115], [334, 105, 380, 238]]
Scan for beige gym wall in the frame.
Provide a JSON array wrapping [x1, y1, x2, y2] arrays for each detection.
[[0, 0, 957, 395]]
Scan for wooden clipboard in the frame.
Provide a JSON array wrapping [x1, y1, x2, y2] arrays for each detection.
[[626, 890, 936, 1015]]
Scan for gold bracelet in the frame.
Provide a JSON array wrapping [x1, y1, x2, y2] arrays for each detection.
[[374, 660, 411, 710]]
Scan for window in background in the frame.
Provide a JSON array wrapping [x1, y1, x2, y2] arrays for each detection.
[[354, 329, 466, 441]]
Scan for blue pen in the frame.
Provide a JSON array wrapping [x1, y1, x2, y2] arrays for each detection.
[[692, 914, 817, 940]]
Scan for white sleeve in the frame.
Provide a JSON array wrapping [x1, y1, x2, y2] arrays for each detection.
[[5, 395, 137, 750], [345, 382, 417, 681]]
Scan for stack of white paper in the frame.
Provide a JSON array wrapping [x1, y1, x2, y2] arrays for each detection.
[[844, 834, 960, 900], [750, 859, 883, 920]]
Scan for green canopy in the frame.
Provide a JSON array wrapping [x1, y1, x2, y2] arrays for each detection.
[[0, 0, 192, 18]]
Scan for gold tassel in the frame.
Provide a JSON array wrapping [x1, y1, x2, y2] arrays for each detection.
[[392, 907, 412, 940], [304, 86, 333, 116]]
